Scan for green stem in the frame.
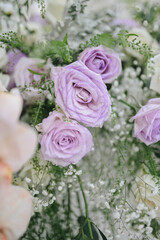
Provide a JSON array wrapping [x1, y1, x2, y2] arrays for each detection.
[[112, 96, 136, 112], [67, 186, 72, 238], [77, 175, 93, 240], [33, 102, 42, 126], [119, 99, 136, 112], [67, 186, 71, 224], [76, 191, 83, 216]]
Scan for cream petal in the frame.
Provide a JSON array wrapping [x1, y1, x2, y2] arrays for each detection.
[[0, 122, 37, 172], [0, 92, 23, 124], [0, 184, 32, 240], [0, 73, 10, 92], [46, 0, 66, 23], [0, 119, 13, 139], [0, 229, 8, 240]]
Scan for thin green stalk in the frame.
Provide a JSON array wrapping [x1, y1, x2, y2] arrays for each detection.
[[118, 99, 136, 112], [112, 95, 136, 112], [33, 102, 42, 126], [76, 191, 83, 216], [67, 186, 71, 218], [67, 186, 72, 238], [77, 175, 93, 240], [67, 186, 71, 224]]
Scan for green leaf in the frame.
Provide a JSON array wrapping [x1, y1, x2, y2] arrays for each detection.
[[96, 227, 108, 240], [75, 217, 100, 240], [0, 31, 31, 54], [75, 233, 91, 240], [63, 33, 68, 45], [79, 33, 116, 52], [125, 33, 139, 37], [96, 33, 116, 48], [28, 69, 43, 75], [30, 36, 73, 65], [49, 40, 73, 62]]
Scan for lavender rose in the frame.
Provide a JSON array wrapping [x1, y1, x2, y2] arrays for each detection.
[[14, 57, 52, 100], [39, 111, 93, 166], [53, 61, 111, 127], [5, 49, 26, 74], [132, 98, 160, 145], [78, 46, 122, 83], [111, 18, 138, 28]]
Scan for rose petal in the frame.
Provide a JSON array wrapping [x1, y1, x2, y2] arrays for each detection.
[[0, 162, 12, 184], [0, 92, 23, 124], [0, 184, 32, 240], [0, 121, 37, 172], [132, 98, 160, 145]]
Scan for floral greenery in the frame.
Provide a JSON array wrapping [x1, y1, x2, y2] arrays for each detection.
[[68, 0, 90, 21], [118, 30, 153, 62], [0, 30, 152, 66], [78, 33, 116, 52], [30, 34, 74, 65], [0, 31, 31, 53], [36, 0, 46, 18], [134, 1, 160, 42], [135, 2, 160, 26], [22, 99, 55, 127], [21, 201, 73, 240]]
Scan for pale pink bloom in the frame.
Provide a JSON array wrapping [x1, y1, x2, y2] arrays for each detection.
[[0, 162, 12, 184], [0, 74, 10, 92], [0, 184, 32, 240], [0, 120, 37, 172], [0, 92, 37, 172]]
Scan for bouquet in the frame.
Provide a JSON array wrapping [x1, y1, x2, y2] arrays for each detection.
[[1, 0, 160, 239]]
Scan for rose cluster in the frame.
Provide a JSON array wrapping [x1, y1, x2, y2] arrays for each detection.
[[2, 45, 122, 167], [38, 46, 122, 166]]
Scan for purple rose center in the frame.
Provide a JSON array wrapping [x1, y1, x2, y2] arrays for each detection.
[[74, 84, 92, 104], [58, 136, 74, 146], [93, 58, 106, 70], [86, 53, 110, 74], [53, 130, 79, 151]]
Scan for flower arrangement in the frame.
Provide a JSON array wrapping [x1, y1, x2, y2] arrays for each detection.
[[1, 0, 160, 239]]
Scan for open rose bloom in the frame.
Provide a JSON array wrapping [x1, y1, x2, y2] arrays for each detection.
[[79, 46, 122, 83], [53, 61, 111, 127], [132, 98, 160, 145], [0, 91, 37, 240], [38, 111, 93, 166]]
